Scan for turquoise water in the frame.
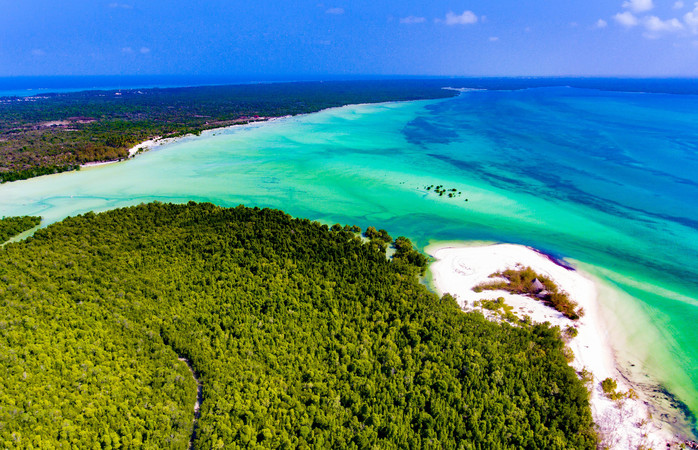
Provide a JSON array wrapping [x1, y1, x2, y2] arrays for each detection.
[[1, 87, 697, 435]]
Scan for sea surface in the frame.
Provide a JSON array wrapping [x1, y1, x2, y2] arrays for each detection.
[[0, 75, 295, 98], [0, 74, 429, 98], [1, 85, 697, 437]]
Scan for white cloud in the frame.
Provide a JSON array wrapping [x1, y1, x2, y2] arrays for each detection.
[[611, 0, 698, 37], [325, 7, 344, 15], [622, 0, 654, 13], [488, 36, 499, 41], [121, 47, 133, 54], [400, 16, 426, 24], [140, 47, 150, 54], [444, 10, 478, 25], [596, 19, 608, 28], [31, 49, 45, 56], [644, 15, 683, 32], [109, 2, 133, 9], [685, 4, 698, 33], [614, 11, 639, 27]]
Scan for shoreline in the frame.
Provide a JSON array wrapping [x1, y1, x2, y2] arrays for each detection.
[[79, 117, 282, 170], [77, 96, 449, 171], [426, 241, 683, 449]]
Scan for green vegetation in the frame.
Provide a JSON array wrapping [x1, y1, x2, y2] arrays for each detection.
[[0, 203, 595, 448], [424, 184, 465, 199], [391, 236, 428, 277], [601, 378, 623, 400], [600, 378, 638, 402], [363, 225, 393, 253], [563, 325, 579, 340], [0, 215, 41, 243], [363, 225, 392, 242], [0, 80, 457, 182], [473, 297, 519, 324], [474, 266, 582, 320], [579, 368, 594, 390]]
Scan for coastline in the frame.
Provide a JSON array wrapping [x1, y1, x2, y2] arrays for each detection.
[[79, 117, 282, 170], [77, 95, 451, 172], [426, 241, 681, 449]]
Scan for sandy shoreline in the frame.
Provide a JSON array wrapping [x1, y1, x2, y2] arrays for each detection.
[[76, 96, 446, 171], [79, 117, 284, 169], [427, 242, 679, 449], [77, 97, 428, 171]]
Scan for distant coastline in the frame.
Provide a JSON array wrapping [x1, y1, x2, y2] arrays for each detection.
[[5, 76, 698, 100], [0, 79, 458, 183]]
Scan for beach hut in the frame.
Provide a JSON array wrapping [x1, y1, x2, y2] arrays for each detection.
[[531, 278, 545, 293]]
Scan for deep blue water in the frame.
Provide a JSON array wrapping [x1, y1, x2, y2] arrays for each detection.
[[0, 74, 444, 98], [3, 75, 698, 98]]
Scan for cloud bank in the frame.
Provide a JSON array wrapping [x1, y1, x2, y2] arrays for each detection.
[[443, 11, 478, 26], [613, 0, 698, 38], [622, 0, 654, 13]]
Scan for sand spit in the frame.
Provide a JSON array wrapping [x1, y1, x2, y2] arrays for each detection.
[[428, 242, 678, 449]]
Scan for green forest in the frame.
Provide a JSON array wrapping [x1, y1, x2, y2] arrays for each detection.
[[0, 215, 41, 243], [0, 203, 595, 448], [0, 80, 456, 182]]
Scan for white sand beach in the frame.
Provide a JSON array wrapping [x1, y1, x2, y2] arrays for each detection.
[[127, 137, 163, 157], [427, 242, 676, 449], [79, 116, 286, 169], [79, 137, 165, 168]]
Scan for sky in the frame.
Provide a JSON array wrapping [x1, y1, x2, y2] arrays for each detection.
[[2, 0, 698, 77]]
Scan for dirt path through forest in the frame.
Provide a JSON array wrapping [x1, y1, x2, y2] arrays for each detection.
[[178, 357, 203, 449]]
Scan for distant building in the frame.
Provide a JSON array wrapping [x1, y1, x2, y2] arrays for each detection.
[[531, 278, 545, 293]]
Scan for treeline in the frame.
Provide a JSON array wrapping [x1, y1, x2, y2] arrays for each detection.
[[0, 203, 595, 448], [0, 215, 41, 242], [0, 80, 457, 182], [0, 164, 80, 184]]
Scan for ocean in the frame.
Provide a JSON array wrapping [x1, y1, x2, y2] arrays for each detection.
[[0, 74, 437, 98], [1, 82, 696, 436], [0, 75, 298, 98]]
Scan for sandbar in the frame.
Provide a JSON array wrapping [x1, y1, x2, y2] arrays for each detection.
[[427, 242, 676, 449]]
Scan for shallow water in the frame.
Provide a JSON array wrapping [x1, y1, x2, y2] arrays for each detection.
[[1, 87, 697, 435]]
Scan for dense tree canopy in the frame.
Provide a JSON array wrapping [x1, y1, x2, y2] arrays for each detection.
[[0, 203, 595, 448], [0, 215, 41, 243]]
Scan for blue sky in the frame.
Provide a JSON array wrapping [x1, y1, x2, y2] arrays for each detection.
[[2, 0, 698, 77]]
